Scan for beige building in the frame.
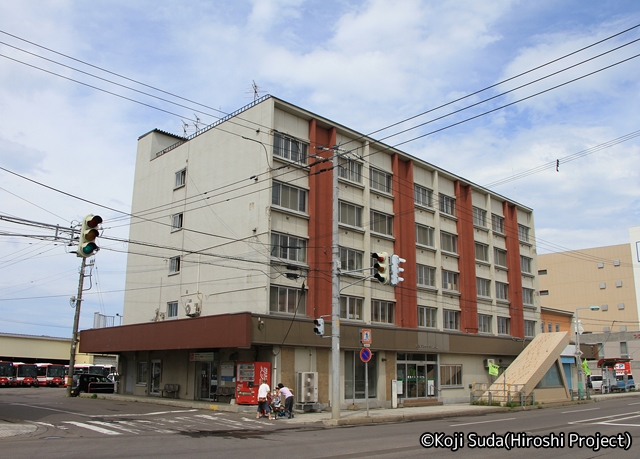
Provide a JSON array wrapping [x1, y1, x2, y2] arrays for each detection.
[[81, 95, 541, 406], [0, 332, 99, 365], [538, 242, 638, 334]]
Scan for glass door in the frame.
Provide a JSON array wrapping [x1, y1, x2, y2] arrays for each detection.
[[150, 360, 162, 394], [196, 362, 218, 401]]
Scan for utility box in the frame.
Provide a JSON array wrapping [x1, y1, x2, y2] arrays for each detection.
[[296, 372, 318, 404]]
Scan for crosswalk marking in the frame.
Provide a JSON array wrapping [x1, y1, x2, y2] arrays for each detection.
[[63, 421, 121, 435], [88, 421, 140, 434]]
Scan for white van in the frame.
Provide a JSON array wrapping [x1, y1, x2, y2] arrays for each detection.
[[588, 375, 603, 391]]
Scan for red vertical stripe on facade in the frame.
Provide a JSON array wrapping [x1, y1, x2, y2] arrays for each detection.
[[307, 120, 335, 320], [455, 182, 478, 333], [503, 202, 524, 338], [391, 155, 417, 328]]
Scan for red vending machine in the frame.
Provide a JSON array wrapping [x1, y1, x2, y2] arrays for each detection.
[[235, 362, 271, 405]]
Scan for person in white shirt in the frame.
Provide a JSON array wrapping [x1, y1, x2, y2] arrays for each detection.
[[256, 379, 273, 420]]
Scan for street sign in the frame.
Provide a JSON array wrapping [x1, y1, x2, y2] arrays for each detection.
[[361, 329, 372, 347], [360, 347, 372, 363]]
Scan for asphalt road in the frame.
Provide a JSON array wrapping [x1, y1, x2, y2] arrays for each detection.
[[2, 387, 640, 458]]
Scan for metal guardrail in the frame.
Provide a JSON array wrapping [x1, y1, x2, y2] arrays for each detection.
[[469, 382, 535, 406]]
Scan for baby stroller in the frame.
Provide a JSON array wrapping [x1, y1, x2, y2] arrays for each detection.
[[270, 393, 287, 419]]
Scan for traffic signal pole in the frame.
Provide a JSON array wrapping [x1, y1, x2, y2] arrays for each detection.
[[66, 257, 87, 396]]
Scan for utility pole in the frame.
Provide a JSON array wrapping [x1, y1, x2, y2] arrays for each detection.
[[331, 145, 341, 420], [66, 257, 87, 396]]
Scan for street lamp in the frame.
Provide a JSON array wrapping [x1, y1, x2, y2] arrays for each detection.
[[574, 305, 600, 399]]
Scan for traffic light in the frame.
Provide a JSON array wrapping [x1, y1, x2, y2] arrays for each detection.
[[77, 214, 103, 258], [371, 252, 389, 284], [313, 318, 324, 336], [390, 254, 406, 286]]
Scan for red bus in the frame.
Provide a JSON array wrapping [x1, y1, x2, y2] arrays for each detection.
[[12, 362, 38, 387], [0, 361, 14, 386], [36, 363, 66, 387]]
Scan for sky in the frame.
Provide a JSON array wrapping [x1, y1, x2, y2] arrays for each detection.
[[0, 0, 639, 339]]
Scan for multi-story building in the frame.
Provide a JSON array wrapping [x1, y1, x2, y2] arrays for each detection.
[[538, 238, 639, 334], [81, 95, 540, 405]]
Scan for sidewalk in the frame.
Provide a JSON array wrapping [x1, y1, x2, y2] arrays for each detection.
[[2, 391, 638, 438]]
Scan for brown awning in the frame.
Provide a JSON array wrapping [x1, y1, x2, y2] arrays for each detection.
[[79, 312, 252, 353]]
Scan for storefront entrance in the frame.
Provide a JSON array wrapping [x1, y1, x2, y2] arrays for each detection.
[[150, 360, 162, 395], [397, 353, 437, 399], [196, 361, 218, 401]]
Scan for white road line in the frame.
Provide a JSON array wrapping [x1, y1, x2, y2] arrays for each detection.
[[63, 421, 121, 435], [568, 411, 640, 424], [88, 421, 140, 434], [10, 403, 198, 418], [451, 417, 516, 427], [33, 422, 55, 427], [561, 407, 600, 413]]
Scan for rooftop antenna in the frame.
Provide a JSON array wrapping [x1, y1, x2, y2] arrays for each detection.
[[193, 114, 202, 132], [247, 80, 266, 101], [181, 120, 189, 137]]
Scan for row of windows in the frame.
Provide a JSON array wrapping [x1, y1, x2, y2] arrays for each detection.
[[173, 163, 531, 242]]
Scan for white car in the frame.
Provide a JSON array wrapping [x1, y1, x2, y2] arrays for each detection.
[[589, 375, 603, 391]]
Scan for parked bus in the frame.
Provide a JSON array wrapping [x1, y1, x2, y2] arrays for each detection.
[[36, 363, 66, 387], [73, 364, 108, 375], [12, 362, 38, 387], [0, 361, 14, 386]]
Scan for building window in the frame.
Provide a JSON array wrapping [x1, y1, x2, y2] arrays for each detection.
[[339, 201, 363, 227], [494, 248, 507, 268], [518, 224, 530, 243], [476, 278, 491, 298], [271, 232, 307, 263], [475, 242, 489, 262], [614, 259, 621, 266], [538, 269, 547, 275], [520, 256, 532, 274], [540, 290, 549, 296], [497, 317, 510, 335], [169, 256, 181, 274], [525, 320, 535, 337], [496, 282, 509, 301], [541, 322, 545, 333], [620, 325, 627, 332], [167, 301, 178, 318], [269, 286, 306, 315], [417, 264, 436, 288], [440, 231, 458, 254], [273, 132, 308, 163], [338, 157, 363, 183], [616, 280, 623, 287], [442, 270, 459, 291], [340, 247, 364, 272], [371, 300, 395, 324], [618, 303, 625, 310], [370, 168, 392, 193], [603, 326, 610, 332], [418, 306, 437, 328], [175, 169, 186, 189], [137, 362, 148, 385], [439, 194, 456, 217], [597, 343, 604, 357], [523, 288, 535, 306], [599, 282, 606, 289], [478, 314, 492, 333], [472, 207, 487, 227], [340, 296, 363, 320], [443, 309, 460, 330], [370, 210, 393, 236], [492, 214, 505, 234], [272, 182, 307, 213], [597, 262, 604, 268], [621, 342, 629, 358], [555, 323, 560, 332], [414, 184, 433, 207], [440, 364, 462, 387], [548, 323, 553, 332], [416, 224, 435, 247], [171, 213, 183, 231], [602, 304, 608, 311]]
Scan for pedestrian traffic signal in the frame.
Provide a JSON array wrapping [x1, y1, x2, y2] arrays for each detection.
[[390, 254, 406, 286], [77, 214, 103, 258], [371, 252, 389, 284], [313, 318, 324, 336]]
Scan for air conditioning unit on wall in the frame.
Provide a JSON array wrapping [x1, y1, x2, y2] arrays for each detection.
[[484, 358, 495, 368], [295, 372, 318, 404]]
